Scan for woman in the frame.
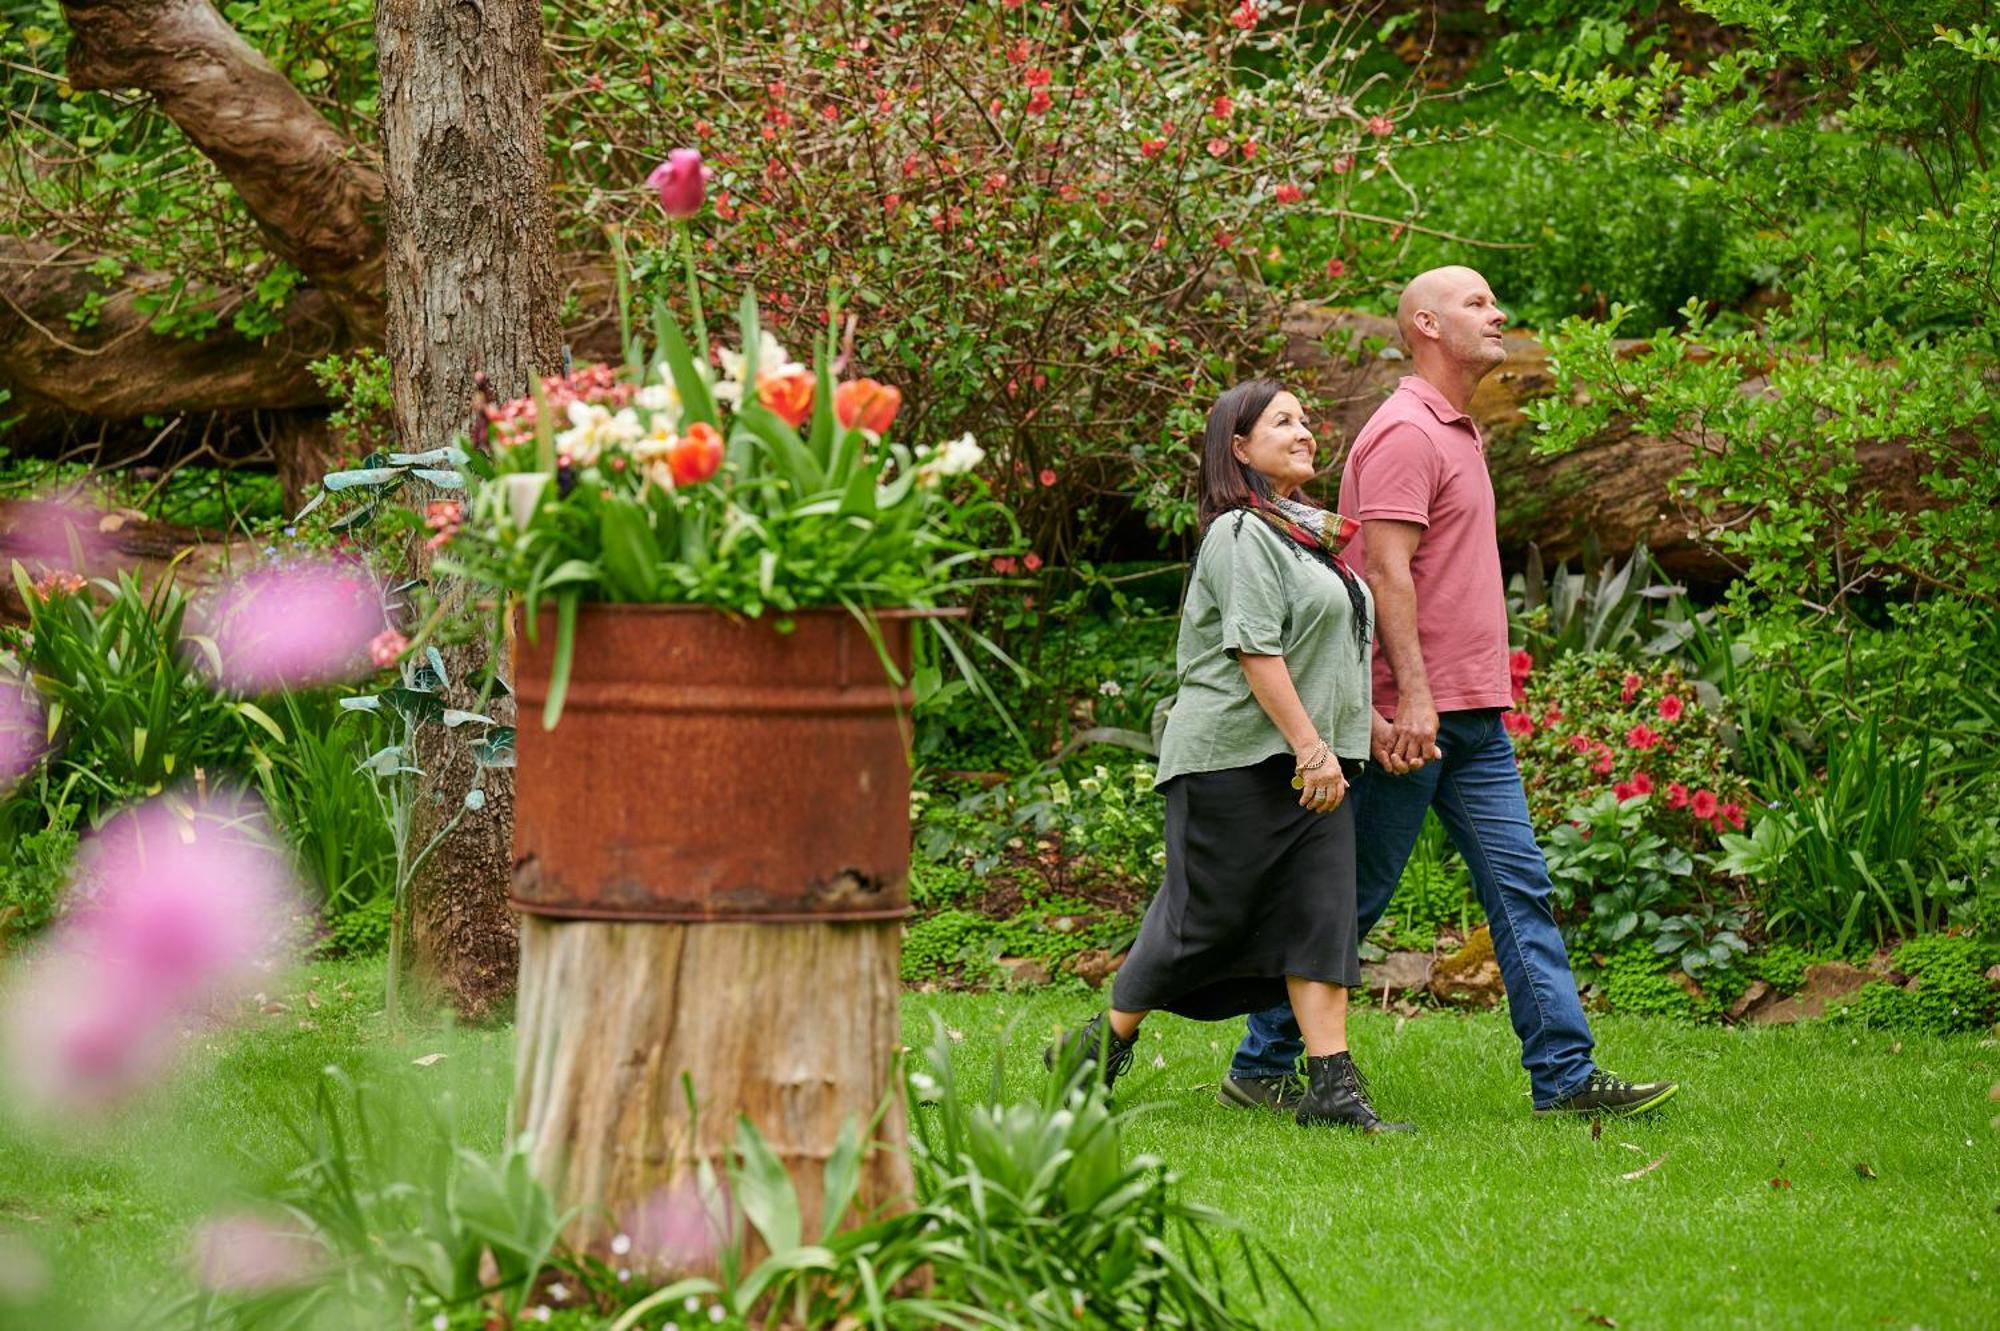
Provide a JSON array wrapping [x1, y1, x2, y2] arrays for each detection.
[[1047, 379, 1412, 1133]]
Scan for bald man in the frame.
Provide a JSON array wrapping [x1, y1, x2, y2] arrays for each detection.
[[1220, 267, 1679, 1119]]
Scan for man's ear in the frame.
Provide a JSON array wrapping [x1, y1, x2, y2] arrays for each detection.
[[1413, 309, 1439, 341]]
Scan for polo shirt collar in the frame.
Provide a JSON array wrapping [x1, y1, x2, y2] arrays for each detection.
[[1400, 375, 1473, 427]]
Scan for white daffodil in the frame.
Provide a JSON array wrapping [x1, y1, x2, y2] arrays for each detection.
[[556, 400, 612, 466], [914, 431, 985, 484], [500, 472, 551, 532], [714, 331, 800, 405], [636, 381, 680, 415]]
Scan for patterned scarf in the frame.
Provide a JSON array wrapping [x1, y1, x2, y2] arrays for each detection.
[[1243, 492, 1370, 660], [1247, 492, 1360, 571]]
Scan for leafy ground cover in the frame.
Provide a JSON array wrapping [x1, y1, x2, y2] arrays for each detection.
[[4, 960, 1994, 1331]]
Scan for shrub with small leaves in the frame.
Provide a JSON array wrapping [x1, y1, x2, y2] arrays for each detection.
[[1846, 935, 1999, 1035]]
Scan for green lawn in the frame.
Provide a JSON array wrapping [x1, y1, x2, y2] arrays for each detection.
[[3, 960, 1996, 1330]]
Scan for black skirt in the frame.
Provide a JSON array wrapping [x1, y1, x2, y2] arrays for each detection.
[[1110, 753, 1364, 1021]]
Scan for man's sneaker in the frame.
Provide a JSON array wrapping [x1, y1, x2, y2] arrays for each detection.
[[1536, 1069, 1680, 1117], [1043, 1012, 1138, 1097], [1296, 1052, 1415, 1134], [1217, 1073, 1305, 1110]]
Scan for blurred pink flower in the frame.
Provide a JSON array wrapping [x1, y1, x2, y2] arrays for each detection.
[[647, 149, 710, 218], [0, 495, 114, 577], [193, 561, 385, 693], [3, 790, 303, 1113], [618, 1176, 732, 1275], [0, 679, 46, 794], [190, 1210, 328, 1293]]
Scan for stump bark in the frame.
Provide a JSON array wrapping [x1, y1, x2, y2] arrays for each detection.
[[512, 916, 912, 1263]]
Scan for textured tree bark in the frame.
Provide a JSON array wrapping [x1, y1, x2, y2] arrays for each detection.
[[376, 0, 559, 1018], [513, 917, 913, 1265], [58, 0, 387, 340]]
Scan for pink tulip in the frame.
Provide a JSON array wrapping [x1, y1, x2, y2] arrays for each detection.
[[2, 790, 303, 1113], [647, 149, 710, 218], [193, 561, 385, 693], [189, 1211, 329, 1293], [0, 679, 46, 794]]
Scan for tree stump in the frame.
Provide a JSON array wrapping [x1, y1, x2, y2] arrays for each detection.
[[513, 916, 911, 1263]]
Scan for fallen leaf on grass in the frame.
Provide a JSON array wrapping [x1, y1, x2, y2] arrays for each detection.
[[1854, 1162, 1877, 1180], [1619, 1142, 1644, 1153], [1619, 1156, 1666, 1181], [1589, 1117, 1601, 1141], [1571, 1307, 1618, 1327], [411, 1053, 447, 1067], [1770, 1177, 1792, 1189]]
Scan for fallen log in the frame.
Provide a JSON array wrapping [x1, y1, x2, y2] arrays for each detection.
[[0, 498, 254, 626]]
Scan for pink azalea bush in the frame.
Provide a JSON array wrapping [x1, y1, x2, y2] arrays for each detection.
[[2, 789, 303, 1114], [1507, 651, 1754, 847], [542, 3, 1438, 541]]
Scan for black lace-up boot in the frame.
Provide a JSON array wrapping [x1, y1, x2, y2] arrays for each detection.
[[1296, 1051, 1415, 1134], [1043, 1012, 1139, 1099]]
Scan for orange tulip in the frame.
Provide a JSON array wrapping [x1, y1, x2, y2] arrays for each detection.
[[669, 421, 724, 484], [756, 369, 815, 428], [833, 378, 902, 435]]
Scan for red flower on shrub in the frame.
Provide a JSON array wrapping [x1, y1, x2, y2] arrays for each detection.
[[757, 369, 815, 427], [1509, 648, 1534, 683], [1024, 553, 1043, 573], [1140, 138, 1167, 160], [1592, 750, 1615, 776], [1241, 139, 1258, 159], [1325, 258, 1347, 278], [1274, 183, 1304, 205], [992, 556, 1018, 575], [1206, 137, 1231, 159], [1039, 468, 1058, 487], [1657, 694, 1685, 722], [1024, 66, 1052, 88], [1630, 771, 1654, 796], [1229, 0, 1258, 30], [1331, 154, 1355, 174], [1027, 89, 1052, 114], [1625, 723, 1660, 751], [1542, 706, 1564, 725], [1666, 782, 1690, 810], [1690, 789, 1718, 820], [1502, 710, 1535, 739], [1366, 114, 1395, 137], [1212, 95, 1233, 118], [1621, 672, 1643, 703], [1719, 801, 1746, 830], [1613, 781, 1637, 803]]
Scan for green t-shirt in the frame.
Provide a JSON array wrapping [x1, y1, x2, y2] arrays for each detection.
[[1154, 511, 1375, 788]]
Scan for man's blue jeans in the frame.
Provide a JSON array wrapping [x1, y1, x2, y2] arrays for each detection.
[[1229, 708, 1597, 1107]]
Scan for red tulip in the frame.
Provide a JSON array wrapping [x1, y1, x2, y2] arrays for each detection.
[[834, 378, 902, 434], [670, 422, 724, 484], [756, 369, 816, 427], [646, 149, 710, 219]]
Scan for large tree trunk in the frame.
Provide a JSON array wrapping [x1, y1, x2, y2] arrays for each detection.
[[1281, 305, 1935, 589], [375, 0, 559, 1018], [514, 918, 911, 1264]]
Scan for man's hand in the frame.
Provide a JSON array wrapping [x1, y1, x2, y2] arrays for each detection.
[[1371, 710, 1441, 774], [1386, 699, 1443, 771]]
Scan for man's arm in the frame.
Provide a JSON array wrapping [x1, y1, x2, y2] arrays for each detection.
[[1366, 519, 1443, 769]]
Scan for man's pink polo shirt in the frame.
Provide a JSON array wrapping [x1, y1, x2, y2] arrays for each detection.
[[1337, 375, 1512, 717]]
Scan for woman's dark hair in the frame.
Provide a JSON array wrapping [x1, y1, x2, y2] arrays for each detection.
[[1198, 377, 1288, 532], [1195, 377, 1370, 659]]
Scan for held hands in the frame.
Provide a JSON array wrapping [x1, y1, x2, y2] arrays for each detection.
[[1292, 739, 1347, 813], [1373, 708, 1443, 776]]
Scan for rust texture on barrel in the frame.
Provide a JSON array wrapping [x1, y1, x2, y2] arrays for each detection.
[[511, 604, 919, 922]]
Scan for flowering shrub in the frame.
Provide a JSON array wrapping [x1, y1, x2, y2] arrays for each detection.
[[1507, 650, 1753, 850], [548, 2, 1438, 544]]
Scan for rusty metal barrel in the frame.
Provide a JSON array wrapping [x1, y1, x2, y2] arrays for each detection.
[[510, 604, 918, 923]]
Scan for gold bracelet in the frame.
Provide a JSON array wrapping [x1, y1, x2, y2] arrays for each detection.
[[1294, 742, 1330, 773]]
